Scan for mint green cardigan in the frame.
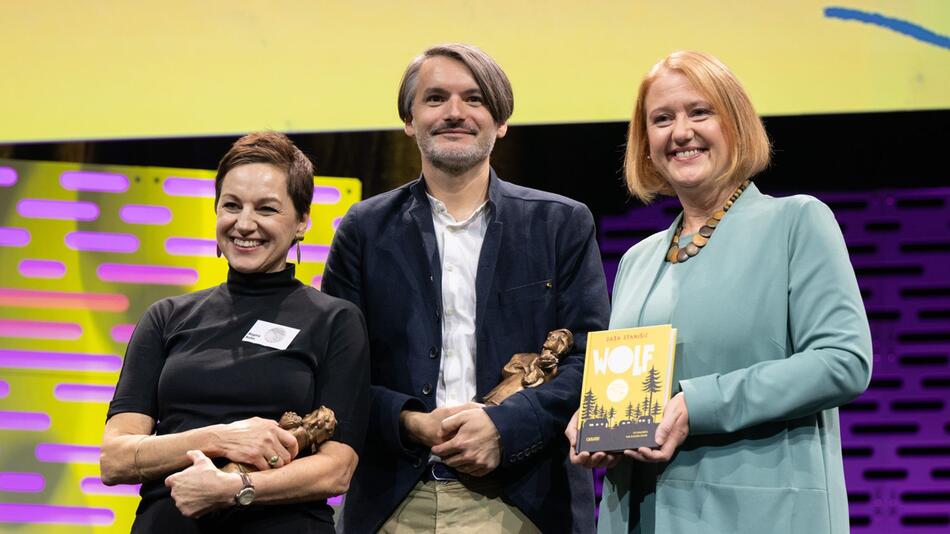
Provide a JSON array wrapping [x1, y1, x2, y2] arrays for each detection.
[[598, 183, 872, 534]]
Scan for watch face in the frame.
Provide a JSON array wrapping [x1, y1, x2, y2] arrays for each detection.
[[236, 487, 255, 506]]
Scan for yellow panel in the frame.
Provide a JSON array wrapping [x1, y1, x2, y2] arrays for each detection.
[[1, 0, 947, 142]]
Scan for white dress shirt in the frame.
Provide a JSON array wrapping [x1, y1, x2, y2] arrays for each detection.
[[427, 193, 489, 409]]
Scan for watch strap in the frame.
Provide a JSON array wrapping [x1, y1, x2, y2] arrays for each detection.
[[234, 468, 255, 506]]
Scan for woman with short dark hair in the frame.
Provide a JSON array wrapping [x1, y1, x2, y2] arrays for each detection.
[[100, 131, 369, 533]]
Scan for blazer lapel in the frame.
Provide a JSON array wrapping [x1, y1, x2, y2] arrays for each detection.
[[669, 182, 762, 327], [407, 184, 443, 294], [614, 214, 681, 329], [474, 221, 502, 326], [373, 180, 442, 300], [474, 172, 505, 393], [474, 170, 505, 332], [473, 218, 501, 392]]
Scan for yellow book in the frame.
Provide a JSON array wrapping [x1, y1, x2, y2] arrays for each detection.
[[576, 325, 677, 453]]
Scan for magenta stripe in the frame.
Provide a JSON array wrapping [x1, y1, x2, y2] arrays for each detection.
[[0, 410, 51, 431], [54, 383, 115, 403], [165, 237, 216, 257], [0, 227, 30, 247], [65, 231, 139, 253], [0, 319, 82, 340], [97, 263, 199, 285], [120, 204, 172, 225], [60, 170, 129, 193], [327, 495, 343, 506], [111, 323, 135, 343], [313, 186, 341, 204], [0, 472, 45, 493], [0, 503, 114, 525], [18, 259, 66, 279], [0, 349, 122, 372], [163, 177, 214, 197], [287, 244, 329, 262], [0, 167, 16, 186], [333, 216, 342, 229], [80, 476, 140, 496], [17, 199, 99, 221], [0, 380, 8, 398], [35, 443, 101, 464], [311, 275, 322, 289]]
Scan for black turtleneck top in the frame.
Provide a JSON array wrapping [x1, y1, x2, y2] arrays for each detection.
[[108, 265, 369, 533]]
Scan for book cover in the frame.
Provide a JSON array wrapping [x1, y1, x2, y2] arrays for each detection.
[[576, 324, 677, 453]]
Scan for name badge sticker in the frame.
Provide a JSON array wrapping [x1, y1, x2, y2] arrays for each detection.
[[242, 320, 301, 350]]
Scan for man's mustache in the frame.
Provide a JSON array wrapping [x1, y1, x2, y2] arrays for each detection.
[[430, 125, 477, 135]]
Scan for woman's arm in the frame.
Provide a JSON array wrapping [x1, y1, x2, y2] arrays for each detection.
[[164, 441, 358, 518], [682, 199, 872, 435], [100, 413, 299, 485], [595, 198, 871, 465]]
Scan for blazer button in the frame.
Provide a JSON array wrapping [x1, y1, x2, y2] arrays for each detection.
[[429, 347, 438, 359], [411, 457, 422, 468], [422, 383, 433, 395]]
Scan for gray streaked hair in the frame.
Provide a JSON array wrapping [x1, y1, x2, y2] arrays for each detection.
[[397, 43, 514, 125]]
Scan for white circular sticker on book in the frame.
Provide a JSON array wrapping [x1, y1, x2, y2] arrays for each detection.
[[607, 378, 629, 403]]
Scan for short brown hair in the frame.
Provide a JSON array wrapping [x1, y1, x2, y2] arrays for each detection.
[[397, 43, 514, 125], [625, 51, 771, 203], [215, 131, 314, 219]]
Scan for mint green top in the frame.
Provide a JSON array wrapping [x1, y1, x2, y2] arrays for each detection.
[[598, 183, 872, 534], [637, 234, 695, 327]]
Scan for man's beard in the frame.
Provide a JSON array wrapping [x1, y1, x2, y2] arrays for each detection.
[[416, 127, 497, 176]]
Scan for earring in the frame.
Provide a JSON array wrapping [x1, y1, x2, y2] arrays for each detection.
[[216, 245, 222, 258], [295, 240, 301, 264]]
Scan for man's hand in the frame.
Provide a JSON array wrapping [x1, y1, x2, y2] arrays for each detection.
[[625, 392, 689, 463], [431, 408, 501, 477], [400, 403, 482, 448], [165, 450, 242, 518]]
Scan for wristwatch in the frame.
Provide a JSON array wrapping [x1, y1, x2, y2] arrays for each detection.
[[234, 469, 255, 506]]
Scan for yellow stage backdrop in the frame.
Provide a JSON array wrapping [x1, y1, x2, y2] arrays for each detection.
[[2, 0, 948, 143], [0, 159, 359, 531]]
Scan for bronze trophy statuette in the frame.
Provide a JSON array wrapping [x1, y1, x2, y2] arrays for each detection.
[[482, 329, 574, 406], [221, 406, 337, 474]]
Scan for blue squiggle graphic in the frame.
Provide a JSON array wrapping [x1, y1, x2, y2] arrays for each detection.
[[824, 7, 950, 50]]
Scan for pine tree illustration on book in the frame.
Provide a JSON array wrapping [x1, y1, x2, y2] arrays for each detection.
[[576, 325, 677, 453]]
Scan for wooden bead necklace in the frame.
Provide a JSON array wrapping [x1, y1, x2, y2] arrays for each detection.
[[666, 179, 751, 264]]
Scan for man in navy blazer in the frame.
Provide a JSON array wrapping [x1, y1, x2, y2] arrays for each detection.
[[322, 43, 610, 533]]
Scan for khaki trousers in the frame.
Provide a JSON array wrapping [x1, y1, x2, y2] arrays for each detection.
[[379, 480, 541, 534]]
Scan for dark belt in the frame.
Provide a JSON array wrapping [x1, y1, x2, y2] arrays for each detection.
[[421, 462, 460, 482]]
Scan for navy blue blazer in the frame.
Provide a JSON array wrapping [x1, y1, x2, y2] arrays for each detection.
[[322, 170, 610, 533]]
